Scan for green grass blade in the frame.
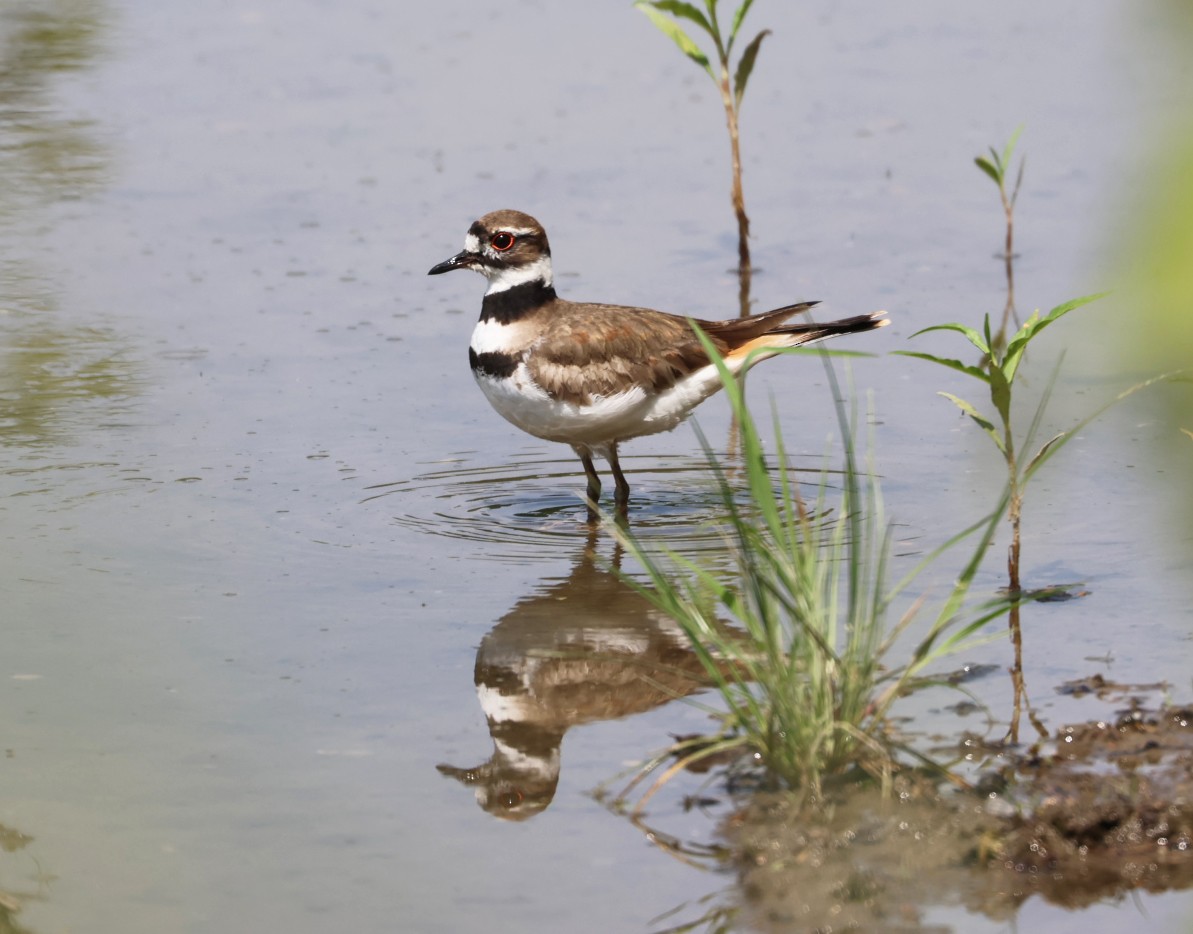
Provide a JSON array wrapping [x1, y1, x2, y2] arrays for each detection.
[[1017, 353, 1064, 464], [1022, 369, 1187, 485], [882, 502, 1006, 613]]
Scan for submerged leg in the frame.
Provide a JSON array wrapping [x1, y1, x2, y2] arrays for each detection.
[[579, 450, 601, 522], [607, 443, 630, 517]]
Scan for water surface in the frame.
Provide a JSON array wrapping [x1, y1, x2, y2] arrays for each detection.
[[1, 1, 1190, 932]]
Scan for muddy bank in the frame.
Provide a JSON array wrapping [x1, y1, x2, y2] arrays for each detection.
[[719, 702, 1193, 930]]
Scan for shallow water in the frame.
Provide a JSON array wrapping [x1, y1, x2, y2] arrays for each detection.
[[1, 1, 1191, 931]]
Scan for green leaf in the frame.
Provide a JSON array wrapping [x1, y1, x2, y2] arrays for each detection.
[[733, 29, 770, 108], [892, 350, 990, 384], [639, 0, 715, 39], [727, 0, 755, 52], [938, 392, 1006, 454], [1023, 430, 1066, 477], [1003, 292, 1106, 382], [974, 155, 1001, 186], [635, 2, 714, 79], [1001, 308, 1041, 383], [1000, 125, 1024, 173], [907, 321, 991, 356], [988, 358, 1012, 427], [1009, 155, 1026, 208]]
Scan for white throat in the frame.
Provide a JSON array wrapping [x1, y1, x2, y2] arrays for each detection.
[[483, 256, 553, 295]]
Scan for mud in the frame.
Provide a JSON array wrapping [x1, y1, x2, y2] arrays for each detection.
[[970, 703, 1193, 913], [719, 700, 1193, 930]]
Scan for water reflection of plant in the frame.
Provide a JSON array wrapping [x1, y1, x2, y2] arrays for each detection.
[[609, 333, 1014, 805], [0, 1, 110, 212], [0, 2, 133, 451], [974, 128, 1025, 346], [0, 321, 140, 447]]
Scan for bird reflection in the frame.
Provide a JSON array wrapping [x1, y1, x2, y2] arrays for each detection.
[[438, 534, 716, 821]]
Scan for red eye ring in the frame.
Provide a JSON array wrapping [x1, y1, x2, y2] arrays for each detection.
[[490, 232, 516, 252]]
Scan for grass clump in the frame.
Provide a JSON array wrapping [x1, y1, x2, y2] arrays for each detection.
[[611, 334, 1013, 802]]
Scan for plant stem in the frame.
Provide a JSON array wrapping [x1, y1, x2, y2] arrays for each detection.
[[716, 60, 751, 283], [1005, 448, 1045, 742], [1002, 185, 1014, 262], [1007, 493, 1021, 594]]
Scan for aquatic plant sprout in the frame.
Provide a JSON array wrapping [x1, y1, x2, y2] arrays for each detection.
[[897, 294, 1182, 739], [634, 0, 769, 276]]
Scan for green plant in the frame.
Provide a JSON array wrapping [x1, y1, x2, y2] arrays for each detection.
[[897, 297, 1177, 739], [898, 296, 1108, 597], [635, 0, 769, 278], [976, 128, 1026, 341], [610, 333, 1013, 802]]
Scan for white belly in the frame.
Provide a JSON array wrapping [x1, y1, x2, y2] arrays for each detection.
[[474, 362, 726, 450]]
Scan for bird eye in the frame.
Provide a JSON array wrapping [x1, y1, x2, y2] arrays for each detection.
[[490, 232, 516, 252], [499, 789, 525, 809]]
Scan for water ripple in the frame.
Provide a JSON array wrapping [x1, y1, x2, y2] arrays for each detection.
[[364, 449, 827, 564]]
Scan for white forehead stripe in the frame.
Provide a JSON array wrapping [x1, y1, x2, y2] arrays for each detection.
[[463, 232, 480, 252]]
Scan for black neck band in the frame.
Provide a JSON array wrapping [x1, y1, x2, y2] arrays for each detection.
[[480, 279, 556, 325]]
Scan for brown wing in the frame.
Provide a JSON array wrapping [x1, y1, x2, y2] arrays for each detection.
[[527, 302, 728, 405], [526, 300, 823, 406]]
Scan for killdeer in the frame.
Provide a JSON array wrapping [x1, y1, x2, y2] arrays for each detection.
[[428, 209, 888, 517]]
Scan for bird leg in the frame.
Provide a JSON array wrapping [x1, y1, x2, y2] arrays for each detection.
[[607, 443, 630, 518], [579, 450, 601, 522]]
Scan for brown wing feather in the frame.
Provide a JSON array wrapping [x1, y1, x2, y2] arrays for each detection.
[[527, 299, 831, 406], [527, 302, 728, 405], [698, 301, 820, 345]]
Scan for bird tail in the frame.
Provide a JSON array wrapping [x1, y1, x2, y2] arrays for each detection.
[[730, 310, 888, 362], [773, 310, 889, 342]]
